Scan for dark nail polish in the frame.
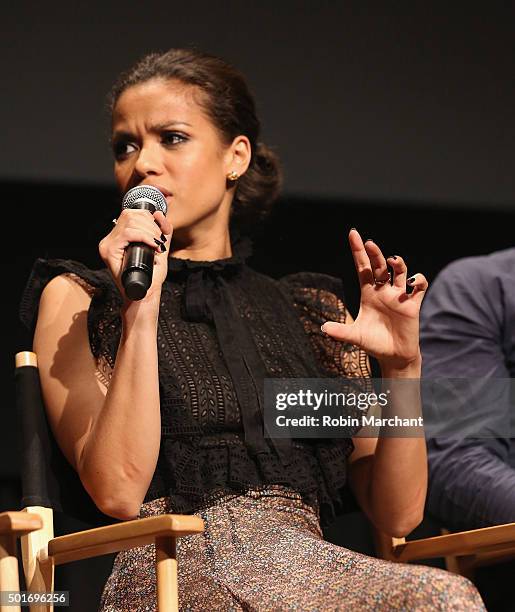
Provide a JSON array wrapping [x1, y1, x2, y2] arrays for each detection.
[[388, 255, 398, 260], [160, 233, 167, 242], [154, 238, 162, 247], [407, 275, 416, 284]]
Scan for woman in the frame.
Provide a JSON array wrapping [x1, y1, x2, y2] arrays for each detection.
[[22, 49, 485, 610]]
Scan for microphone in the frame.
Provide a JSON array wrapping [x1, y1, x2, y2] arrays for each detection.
[[121, 185, 168, 301]]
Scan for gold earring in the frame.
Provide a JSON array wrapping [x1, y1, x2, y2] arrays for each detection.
[[227, 171, 239, 182]]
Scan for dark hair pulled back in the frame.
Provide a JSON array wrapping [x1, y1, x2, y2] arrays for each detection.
[[108, 48, 282, 227]]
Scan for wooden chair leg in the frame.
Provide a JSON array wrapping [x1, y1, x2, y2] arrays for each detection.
[[0, 534, 21, 612], [20, 508, 55, 612], [440, 528, 476, 580], [155, 537, 178, 612], [444, 553, 476, 580]]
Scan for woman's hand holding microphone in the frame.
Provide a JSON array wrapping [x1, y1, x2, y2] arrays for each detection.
[[99, 201, 173, 313]]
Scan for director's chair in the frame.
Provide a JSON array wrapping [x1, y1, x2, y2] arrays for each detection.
[[14, 351, 204, 612], [374, 505, 515, 579]]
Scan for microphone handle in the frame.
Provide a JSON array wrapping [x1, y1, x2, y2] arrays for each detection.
[[121, 201, 156, 301]]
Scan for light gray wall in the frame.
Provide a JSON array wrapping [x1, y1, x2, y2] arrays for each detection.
[[4, 2, 514, 207]]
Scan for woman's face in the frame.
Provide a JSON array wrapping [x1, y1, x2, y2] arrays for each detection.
[[111, 78, 249, 235]]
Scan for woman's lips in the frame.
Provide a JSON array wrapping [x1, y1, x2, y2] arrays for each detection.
[[143, 184, 172, 198]]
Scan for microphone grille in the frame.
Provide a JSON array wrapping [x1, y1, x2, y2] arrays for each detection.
[[122, 185, 168, 215]]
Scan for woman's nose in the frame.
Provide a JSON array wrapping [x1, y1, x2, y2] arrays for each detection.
[[133, 144, 164, 176]]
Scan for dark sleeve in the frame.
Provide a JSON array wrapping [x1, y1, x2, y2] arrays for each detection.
[[277, 272, 372, 515], [279, 271, 370, 379], [421, 255, 515, 529]]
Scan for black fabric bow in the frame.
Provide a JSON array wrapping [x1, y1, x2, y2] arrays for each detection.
[[169, 242, 293, 466]]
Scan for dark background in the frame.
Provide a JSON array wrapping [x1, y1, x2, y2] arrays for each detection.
[[3, 3, 515, 610], [3, 2, 515, 205]]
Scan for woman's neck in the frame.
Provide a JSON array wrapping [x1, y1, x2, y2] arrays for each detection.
[[170, 229, 233, 262]]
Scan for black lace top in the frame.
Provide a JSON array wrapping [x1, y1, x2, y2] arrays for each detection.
[[20, 238, 370, 527]]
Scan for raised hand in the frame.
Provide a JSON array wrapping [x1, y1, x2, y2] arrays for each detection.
[[322, 229, 428, 371]]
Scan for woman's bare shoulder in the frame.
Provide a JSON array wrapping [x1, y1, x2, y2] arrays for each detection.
[[35, 273, 107, 470]]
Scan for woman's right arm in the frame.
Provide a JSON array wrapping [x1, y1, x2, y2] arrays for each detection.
[[34, 208, 172, 520]]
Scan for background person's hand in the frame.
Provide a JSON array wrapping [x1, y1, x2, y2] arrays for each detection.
[[98, 208, 173, 305], [322, 229, 428, 371]]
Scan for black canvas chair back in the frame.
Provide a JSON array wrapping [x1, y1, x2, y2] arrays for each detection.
[[15, 353, 115, 526]]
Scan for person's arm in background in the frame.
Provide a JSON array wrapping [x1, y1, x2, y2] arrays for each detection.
[[421, 249, 515, 530]]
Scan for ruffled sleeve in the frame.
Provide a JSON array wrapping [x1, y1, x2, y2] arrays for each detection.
[[275, 272, 372, 523], [279, 271, 370, 379], [19, 258, 123, 386]]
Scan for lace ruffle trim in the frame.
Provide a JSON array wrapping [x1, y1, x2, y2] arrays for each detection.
[[146, 434, 355, 528]]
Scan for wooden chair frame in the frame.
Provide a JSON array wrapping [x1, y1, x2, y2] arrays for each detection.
[[374, 514, 515, 579], [20, 505, 203, 612], [0, 511, 43, 612], [14, 351, 205, 612]]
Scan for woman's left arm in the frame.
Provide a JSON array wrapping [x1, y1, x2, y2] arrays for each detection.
[[322, 229, 428, 537], [346, 362, 427, 538]]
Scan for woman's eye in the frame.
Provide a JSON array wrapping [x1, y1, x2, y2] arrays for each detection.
[[113, 141, 137, 160], [162, 132, 187, 146]]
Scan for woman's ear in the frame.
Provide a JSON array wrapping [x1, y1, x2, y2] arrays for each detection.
[[225, 135, 252, 177]]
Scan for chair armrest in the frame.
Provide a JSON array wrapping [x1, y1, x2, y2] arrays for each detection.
[[391, 522, 515, 562], [0, 512, 43, 535], [0, 512, 43, 598], [48, 514, 204, 565]]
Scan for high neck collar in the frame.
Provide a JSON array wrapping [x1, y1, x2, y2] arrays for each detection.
[[167, 235, 253, 274]]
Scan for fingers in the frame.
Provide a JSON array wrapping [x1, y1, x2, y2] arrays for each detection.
[[348, 229, 374, 286], [321, 321, 360, 346], [112, 209, 168, 253], [154, 210, 173, 237], [114, 209, 172, 238], [384, 254, 428, 297], [349, 229, 391, 286], [363, 238, 389, 283], [406, 272, 428, 298], [124, 228, 166, 252], [349, 230, 428, 296], [124, 209, 166, 238], [386, 255, 407, 288]]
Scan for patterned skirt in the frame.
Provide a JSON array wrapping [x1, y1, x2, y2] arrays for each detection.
[[99, 486, 485, 611]]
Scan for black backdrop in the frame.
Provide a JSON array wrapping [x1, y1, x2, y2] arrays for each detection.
[[4, 3, 515, 205]]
